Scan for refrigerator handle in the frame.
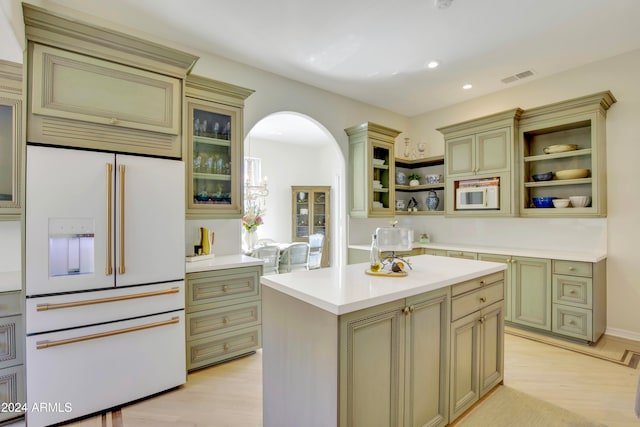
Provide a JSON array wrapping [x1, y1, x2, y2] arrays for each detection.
[[119, 164, 126, 275], [106, 163, 113, 276]]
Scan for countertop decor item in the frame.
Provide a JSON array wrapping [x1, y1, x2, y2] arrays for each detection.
[[532, 172, 553, 181], [543, 144, 578, 154], [532, 197, 556, 208], [555, 169, 590, 180], [552, 198, 570, 208]]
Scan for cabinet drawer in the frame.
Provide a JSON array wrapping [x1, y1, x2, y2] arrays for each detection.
[[552, 304, 592, 341], [187, 325, 261, 371], [452, 271, 504, 297], [186, 301, 261, 340], [447, 250, 477, 260], [423, 249, 447, 256], [0, 315, 23, 370], [553, 260, 592, 278], [0, 292, 21, 317], [0, 364, 25, 422], [186, 268, 260, 311], [552, 275, 592, 308], [452, 281, 504, 321]]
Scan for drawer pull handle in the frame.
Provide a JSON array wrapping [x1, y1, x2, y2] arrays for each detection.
[[479, 297, 486, 303], [479, 280, 486, 286], [568, 320, 577, 326], [568, 267, 575, 271], [223, 317, 229, 324], [222, 285, 228, 293], [36, 287, 180, 311], [224, 343, 230, 351], [569, 290, 576, 295], [36, 316, 179, 349], [110, 117, 118, 124]]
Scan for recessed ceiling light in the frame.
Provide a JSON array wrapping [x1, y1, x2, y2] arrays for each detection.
[[427, 61, 439, 69], [462, 84, 473, 90]]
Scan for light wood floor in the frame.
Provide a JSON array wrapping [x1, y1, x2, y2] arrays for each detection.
[[7, 333, 640, 427]]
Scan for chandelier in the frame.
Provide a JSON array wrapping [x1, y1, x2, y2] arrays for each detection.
[[244, 157, 269, 201]]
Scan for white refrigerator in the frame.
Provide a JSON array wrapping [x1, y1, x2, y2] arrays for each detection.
[[25, 145, 186, 427]]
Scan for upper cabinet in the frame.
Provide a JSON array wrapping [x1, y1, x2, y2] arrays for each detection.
[[23, 3, 198, 158], [345, 122, 401, 218], [0, 60, 22, 219], [438, 109, 522, 217], [394, 156, 445, 215], [184, 75, 254, 219], [518, 91, 615, 217]]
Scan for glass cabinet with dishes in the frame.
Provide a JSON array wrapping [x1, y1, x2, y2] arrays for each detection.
[[0, 60, 22, 219], [518, 91, 615, 217], [185, 75, 254, 219], [292, 186, 330, 267], [345, 122, 400, 218]]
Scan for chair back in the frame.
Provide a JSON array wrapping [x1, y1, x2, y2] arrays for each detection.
[[279, 242, 310, 273], [307, 233, 325, 269], [256, 238, 276, 248], [252, 245, 280, 275]]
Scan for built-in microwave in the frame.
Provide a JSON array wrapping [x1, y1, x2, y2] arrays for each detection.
[[456, 178, 499, 210]]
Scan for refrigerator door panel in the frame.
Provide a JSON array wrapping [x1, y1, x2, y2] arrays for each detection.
[[26, 311, 186, 427], [26, 146, 114, 296], [114, 155, 185, 287]]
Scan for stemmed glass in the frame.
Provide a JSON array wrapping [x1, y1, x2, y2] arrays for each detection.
[[418, 143, 426, 158]]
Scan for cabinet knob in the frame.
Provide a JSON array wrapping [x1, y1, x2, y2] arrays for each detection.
[[569, 267, 575, 271], [479, 316, 485, 324], [568, 320, 576, 326], [409, 305, 416, 313], [109, 117, 118, 124], [569, 289, 576, 295], [223, 317, 229, 324], [224, 343, 230, 351], [222, 285, 228, 293], [479, 280, 486, 286], [403, 307, 410, 315], [479, 297, 487, 303]]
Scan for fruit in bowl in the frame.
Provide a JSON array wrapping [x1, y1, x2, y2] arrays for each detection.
[[552, 198, 570, 208], [569, 196, 591, 207], [532, 197, 556, 208]]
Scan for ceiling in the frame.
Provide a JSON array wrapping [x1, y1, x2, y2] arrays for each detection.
[[6, 0, 640, 143]]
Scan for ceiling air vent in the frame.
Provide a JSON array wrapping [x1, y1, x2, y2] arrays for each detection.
[[501, 70, 535, 84]]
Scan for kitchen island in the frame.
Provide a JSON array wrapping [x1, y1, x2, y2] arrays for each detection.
[[261, 254, 507, 427]]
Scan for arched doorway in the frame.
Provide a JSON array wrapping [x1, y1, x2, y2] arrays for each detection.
[[244, 111, 346, 266]]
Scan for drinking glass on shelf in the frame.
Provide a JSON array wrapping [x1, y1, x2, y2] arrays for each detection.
[[418, 143, 426, 158]]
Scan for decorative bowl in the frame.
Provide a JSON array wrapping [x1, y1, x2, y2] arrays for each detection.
[[532, 197, 556, 208], [425, 174, 442, 184], [552, 198, 570, 208], [532, 172, 553, 182], [569, 196, 591, 207], [555, 169, 590, 180], [543, 144, 578, 154]]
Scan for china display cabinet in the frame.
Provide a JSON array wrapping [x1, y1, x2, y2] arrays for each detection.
[[185, 75, 254, 219], [394, 156, 445, 215], [438, 109, 522, 217], [345, 122, 401, 218], [292, 186, 330, 267], [518, 91, 615, 217], [0, 60, 22, 219]]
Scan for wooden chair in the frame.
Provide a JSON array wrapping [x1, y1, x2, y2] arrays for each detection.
[[252, 245, 280, 275], [307, 233, 324, 269], [279, 242, 310, 273]]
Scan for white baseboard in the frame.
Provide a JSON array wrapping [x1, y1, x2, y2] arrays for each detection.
[[606, 327, 640, 342]]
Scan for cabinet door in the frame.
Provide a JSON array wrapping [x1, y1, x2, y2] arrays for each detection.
[[293, 189, 311, 239], [449, 310, 480, 421], [0, 95, 21, 215], [511, 257, 551, 330], [479, 301, 504, 397], [186, 98, 243, 218], [370, 139, 395, 216], [340, 302, 405, 427], [404, 290, 449, 427], [446, 135, 475, 177], [476, 128, 510, 174], [478, 253, 512, 321]]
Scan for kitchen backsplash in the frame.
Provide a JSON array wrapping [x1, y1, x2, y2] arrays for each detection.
[[185, 219, 242, 256], [0, 220, 20, 272]]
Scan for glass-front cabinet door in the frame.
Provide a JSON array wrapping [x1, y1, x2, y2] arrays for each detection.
[[294, 190, 310, 239], [292, 186, 331, 267], [0, 66, 22, 218], [186, 98, 242, 218]]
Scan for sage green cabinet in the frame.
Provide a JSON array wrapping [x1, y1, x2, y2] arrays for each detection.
[[0, 60, 22, 218], [519, 91, 615, 217], [0, 292, 25, 424], [394, 156, 445, 215], [449, 273, 504, 421], [185, 265, 262, 371], [438, 109, 522, 217], [511, 257, 552, 331], [478, 253, 513, 321], [345, 122, 401, 218], [339, 287, 450, 427], [446, 250, 477, 260]]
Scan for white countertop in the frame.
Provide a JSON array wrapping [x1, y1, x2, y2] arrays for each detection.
[[185, 254, 263, 274], [349, 242, 606, 263], [261, 254, 506, 315]]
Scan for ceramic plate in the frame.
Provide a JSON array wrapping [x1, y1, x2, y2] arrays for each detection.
[[543, 144, 577, 154]]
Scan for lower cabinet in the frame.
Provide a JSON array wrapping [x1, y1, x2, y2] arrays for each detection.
[[477, 253, 513, 321], [185, 265, 262, 371], [0, 291, 24, 424], [339, 287, 450, 427], [510, 257, 552, 331], [449, 273, 504, 421]]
